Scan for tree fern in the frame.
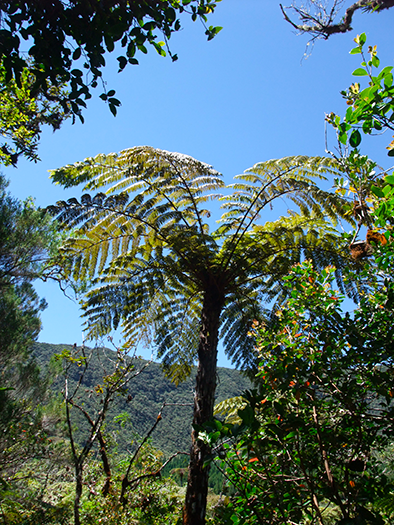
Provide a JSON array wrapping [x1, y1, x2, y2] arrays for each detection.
[[49, 146, 360, 525]]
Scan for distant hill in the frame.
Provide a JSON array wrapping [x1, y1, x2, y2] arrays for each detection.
[[33, 342, 251, 456]]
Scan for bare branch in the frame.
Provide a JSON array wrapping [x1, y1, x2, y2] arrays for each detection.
[[281, 1, 394, 39]]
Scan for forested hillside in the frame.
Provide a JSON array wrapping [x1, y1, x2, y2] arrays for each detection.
[[33, 342, 251, 456]]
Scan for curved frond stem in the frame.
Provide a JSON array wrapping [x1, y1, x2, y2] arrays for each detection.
[[166, 156, 206, 236], [221, 167, 300, 272], [123, 165, 193, 230]]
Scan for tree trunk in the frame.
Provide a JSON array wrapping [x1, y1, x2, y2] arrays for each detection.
[[183, 289, 224, 525], [74, 462, 83, 525]]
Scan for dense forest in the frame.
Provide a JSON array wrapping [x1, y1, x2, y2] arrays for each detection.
[[33, 342, 251, 456], [2, 2, 394, 525]]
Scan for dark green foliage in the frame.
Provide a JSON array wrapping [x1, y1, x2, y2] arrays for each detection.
[[0, 0, 222, 124], [206, 259, 394, 524], [0, 64, 69, 166], [0, 283, 47, 469], [0, 179, 57, 284], [0, 177, 62, 521]]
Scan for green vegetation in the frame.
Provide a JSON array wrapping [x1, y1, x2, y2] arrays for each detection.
[[0, 63, 69, 166], [200, 36, 394, 525], [33, 341, 251, 457], [0, 0, 222, 163], [2, 336, 248, 525], [0, 176, 62, 523], [204, 258, 394, 523], [326, 33, 394, 156], [48, 144, 359, 523], [43, 37, 394, 520], [2, 4, 394, 523]]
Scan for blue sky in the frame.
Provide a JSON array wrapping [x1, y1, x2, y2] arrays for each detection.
[[5, 1, 394, 367]]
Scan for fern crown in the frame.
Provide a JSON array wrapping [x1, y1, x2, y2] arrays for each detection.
[[50, 147, 354, 382]]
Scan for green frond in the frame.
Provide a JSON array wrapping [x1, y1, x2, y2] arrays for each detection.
[[219, 156, 353, 243], [375, 491, 394, 519], [51, 147, 363, 383], [245, 155, 342, 179], [214, 396, 247, 423]]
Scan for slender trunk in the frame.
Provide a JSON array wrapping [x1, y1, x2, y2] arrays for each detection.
[[98, 431, 111, 496], [183, 289, 224, 525], [74, 462, 83, 525]]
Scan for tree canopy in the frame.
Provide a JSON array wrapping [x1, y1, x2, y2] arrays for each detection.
[[0, 63, 69, 166], [0, 1, 221, 166], [0, 1, 222, 120], [48, 147, 356, 375], [0, 176, 58, 483]]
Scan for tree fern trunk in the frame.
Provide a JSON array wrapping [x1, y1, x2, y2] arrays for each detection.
[[183, 289, 224, 525]]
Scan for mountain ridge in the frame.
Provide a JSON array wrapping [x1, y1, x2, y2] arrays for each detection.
[[33, 342, 252, 456]]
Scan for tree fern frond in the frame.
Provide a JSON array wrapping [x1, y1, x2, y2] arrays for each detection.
[[245, 155, 342, 180], [51, 147, 367, 383], [214, 396, 247, 423]]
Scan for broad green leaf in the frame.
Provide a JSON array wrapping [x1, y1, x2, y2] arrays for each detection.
[[349, 129, 361, 148], [371, 56, 380, 68], [339, 131, 348, 145], [352, 68, 368, 77], [371, 185, 384, 198]]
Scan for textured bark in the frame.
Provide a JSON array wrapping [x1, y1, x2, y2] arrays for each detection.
[[183, 288, 224, 525], [74, 463, 83, 525], [98, 431, 111, 496]]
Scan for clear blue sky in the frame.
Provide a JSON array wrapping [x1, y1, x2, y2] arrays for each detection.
[[5, 1, 394, 367]]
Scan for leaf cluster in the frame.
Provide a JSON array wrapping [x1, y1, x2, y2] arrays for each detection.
[[0, 62, 70, 166], [0, 0, 222, 120], [205, 259, 394, 524], [326, 33, 394, 155]]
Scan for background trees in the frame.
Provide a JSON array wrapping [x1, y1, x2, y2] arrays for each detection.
[[0, 176, 60, 517]]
